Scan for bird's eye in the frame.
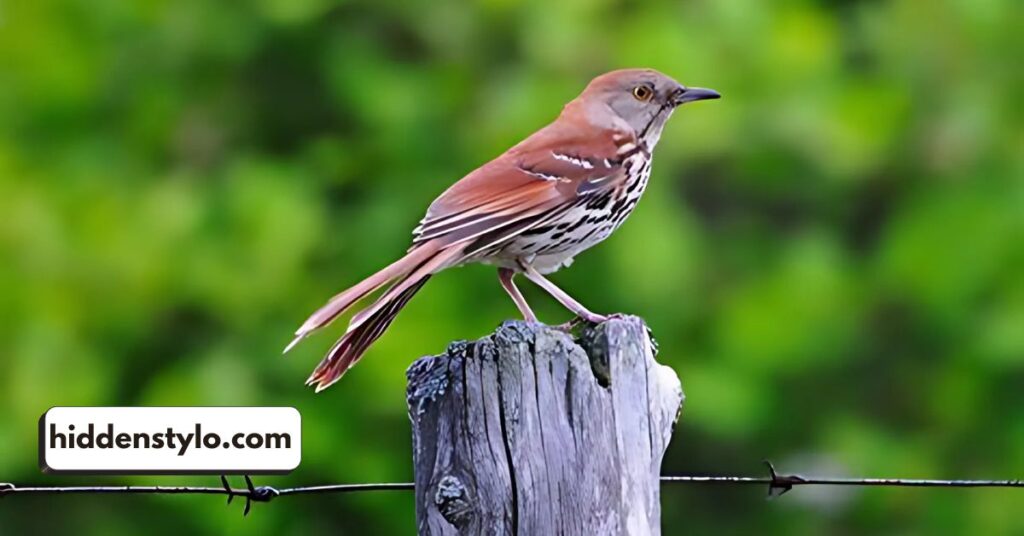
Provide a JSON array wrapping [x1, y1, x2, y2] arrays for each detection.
[[632, 85, 653, 101]]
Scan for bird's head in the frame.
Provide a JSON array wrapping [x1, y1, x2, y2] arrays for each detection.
[[574, 68, 720, 147]]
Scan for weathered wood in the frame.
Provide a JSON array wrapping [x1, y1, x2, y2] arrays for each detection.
[[406, 316, 684, 535]]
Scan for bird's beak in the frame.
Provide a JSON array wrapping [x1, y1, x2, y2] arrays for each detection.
[[673, 87, 721, 106]]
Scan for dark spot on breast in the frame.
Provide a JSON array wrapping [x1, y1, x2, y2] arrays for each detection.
[[585, 191, 614, 209], [523, 224, 555, 236], [579, 227, 601, 242], [563, 216, 589, 233], [610, 195, 629, 216]]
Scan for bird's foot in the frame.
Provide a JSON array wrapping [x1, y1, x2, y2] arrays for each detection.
[[554, 311, 616, 331], [554, 317, 585, 331]]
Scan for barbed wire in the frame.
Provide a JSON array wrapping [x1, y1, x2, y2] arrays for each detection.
[[2, 462, 1020, 516]]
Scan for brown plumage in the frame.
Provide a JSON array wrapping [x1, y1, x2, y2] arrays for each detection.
[[287, 68, 720, 391]]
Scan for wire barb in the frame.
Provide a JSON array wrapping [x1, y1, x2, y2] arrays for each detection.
[[218, 475, 281, 516], [764, 460, 806, 498], [220, 475, 236, 506]]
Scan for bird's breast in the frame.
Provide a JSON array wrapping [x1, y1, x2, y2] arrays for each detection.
[[475, 153, 653, 272]]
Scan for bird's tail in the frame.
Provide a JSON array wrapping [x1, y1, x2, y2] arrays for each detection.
[[286, 243, 460, 392], [285, 244, 442, 351], [304, 276, 430, 391]]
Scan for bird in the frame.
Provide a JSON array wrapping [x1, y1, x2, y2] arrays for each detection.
[[286, 68, 719, 391]]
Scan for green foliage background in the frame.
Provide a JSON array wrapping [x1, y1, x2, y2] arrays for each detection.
[[0, 0, 1021, 533]]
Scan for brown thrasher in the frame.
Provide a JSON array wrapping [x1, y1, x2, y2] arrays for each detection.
[[286, 68, 719, 391]]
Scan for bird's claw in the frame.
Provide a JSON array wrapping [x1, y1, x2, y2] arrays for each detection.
[[555, 317, 585, 331], [555, 312, 621, 331]]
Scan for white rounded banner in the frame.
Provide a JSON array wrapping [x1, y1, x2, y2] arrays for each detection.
[[40, 407, 301, 474]]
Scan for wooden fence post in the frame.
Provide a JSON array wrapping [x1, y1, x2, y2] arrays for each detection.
[[406, 316, 684, 535]]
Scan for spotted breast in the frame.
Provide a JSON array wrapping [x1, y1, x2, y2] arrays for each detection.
[[476, 147, 653, 274]]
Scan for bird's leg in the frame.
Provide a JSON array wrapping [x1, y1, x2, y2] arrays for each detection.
[[498, 267, 538, 322], [521, 264, 608, 324]]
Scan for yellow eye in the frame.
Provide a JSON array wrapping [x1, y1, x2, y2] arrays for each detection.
[[632, 85, 653, 101]]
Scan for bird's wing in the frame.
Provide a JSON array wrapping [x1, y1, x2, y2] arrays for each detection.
[[412, 124, 638, 249]]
